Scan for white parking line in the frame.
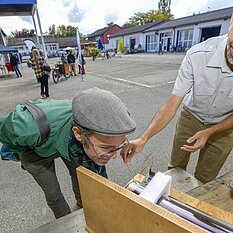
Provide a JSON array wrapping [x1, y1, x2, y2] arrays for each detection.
[[87, 72, 175, 88]]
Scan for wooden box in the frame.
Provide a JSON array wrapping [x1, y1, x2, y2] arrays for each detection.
[[77, 167, 233, 233]]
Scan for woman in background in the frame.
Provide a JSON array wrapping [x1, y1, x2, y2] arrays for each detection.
[[31, 49, 49, 98]]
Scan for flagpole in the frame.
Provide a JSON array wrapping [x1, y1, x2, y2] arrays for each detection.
[[76, 27, 84, 81]]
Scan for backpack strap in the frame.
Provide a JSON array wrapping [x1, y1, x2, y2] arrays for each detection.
[[23, 100, 50, 145]]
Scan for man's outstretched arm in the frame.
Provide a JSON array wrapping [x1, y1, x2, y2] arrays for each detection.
[[121, 94, 183, 163]]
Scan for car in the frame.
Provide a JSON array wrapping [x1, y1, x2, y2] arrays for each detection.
[[47, 51, 54, 58]]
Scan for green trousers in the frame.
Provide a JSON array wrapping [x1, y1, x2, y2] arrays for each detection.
[[169, 108, 233, 183]]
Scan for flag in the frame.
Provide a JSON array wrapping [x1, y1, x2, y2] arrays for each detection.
[[97, 39, 104, 50], [23, 39, 36, 50], [76, 27, 82, 66]]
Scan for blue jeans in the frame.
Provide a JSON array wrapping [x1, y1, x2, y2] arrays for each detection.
[[13, 65, 22, 77], [20, 150, 80, 218]]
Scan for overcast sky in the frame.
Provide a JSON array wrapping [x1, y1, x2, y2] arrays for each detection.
[[0, 0, 232, 36]]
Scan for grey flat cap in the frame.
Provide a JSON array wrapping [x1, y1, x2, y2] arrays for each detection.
[[72, 87, 136, 136]]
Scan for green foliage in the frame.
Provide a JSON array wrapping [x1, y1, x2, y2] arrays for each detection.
[[122, 1, 173, 28], [10, 24, 85, 39], [48, 24, 83, 38], [117, 37, 125, 53], [66, 25, 76, 37], [156, 11, 173, 20], [89, 47, 100, 57], [57, 25, 67, 37], [48, 24, 56, 35]]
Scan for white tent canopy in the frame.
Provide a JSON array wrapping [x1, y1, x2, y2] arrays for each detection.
[[63, 47, 75, 51], [0, 0, 47, 59]]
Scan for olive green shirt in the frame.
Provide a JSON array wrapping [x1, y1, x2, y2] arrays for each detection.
[[0, 99, 73, 160]]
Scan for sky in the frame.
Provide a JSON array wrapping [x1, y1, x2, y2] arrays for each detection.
[[0, 0, 232, 36]]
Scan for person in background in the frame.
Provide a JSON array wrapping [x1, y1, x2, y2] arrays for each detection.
[[0, 87, 136, 219], [9, 53, 22, 77], [67, 50, 76, 76], [158, 41, 163, 55], [122, 15, 233, 184], [61, 53, 68, 64], [106, 50, 110, 59], [31, 49, 49, 98], [18, 52, 22, 63], [78, 53, 85, 75]]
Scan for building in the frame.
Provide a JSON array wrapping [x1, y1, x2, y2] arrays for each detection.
[[56, 36, 97, 55], [7, 35, 97, 58], [7, 36, 59, 54], [87, 24, 122, 50], [108, 21, 164, 53], [109, 6, 233, 53]]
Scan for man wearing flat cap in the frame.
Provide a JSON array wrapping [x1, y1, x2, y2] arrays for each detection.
[[0, 87, 136, 219]]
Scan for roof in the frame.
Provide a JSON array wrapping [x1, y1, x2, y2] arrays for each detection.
[[88, 24, 121, 38], [7, 36, 58, 46], [0, 0, 36, 16], [7, 35, 97, 48], [110, 21, 163, 38], [57, 37, 97, 48], [0, 44, 18, 53], [145, 6, 233, 32]]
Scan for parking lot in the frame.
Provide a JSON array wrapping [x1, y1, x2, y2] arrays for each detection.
[[1, 52, 233, 233]]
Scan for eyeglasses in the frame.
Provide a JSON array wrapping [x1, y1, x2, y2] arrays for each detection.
[[86, 136, 129, 158]]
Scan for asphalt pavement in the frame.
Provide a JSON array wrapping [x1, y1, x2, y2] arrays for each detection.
[[0, 53, 233, 233]]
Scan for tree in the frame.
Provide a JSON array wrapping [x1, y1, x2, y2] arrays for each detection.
[[122, 9, 173, 28], [117, 37, 125, 53], [107, 22, 114, 27], [49, 24, 56, 36], [89, 47, 100, 61], [66, 25, 76, 37], [48, 24, 78, 38], [123, 11, 156, 28], [157, 0, 173, 19], [57, 25, 67, 37]]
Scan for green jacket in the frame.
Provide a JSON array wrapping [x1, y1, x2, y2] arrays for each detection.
[[0, 99, 73, 161]]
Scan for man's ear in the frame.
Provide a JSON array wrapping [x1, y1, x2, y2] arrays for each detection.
[[72, 127, 83, 142]]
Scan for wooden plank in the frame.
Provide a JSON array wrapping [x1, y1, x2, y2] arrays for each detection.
[[77, 166, 208, 233], [187, 170, 233, 215]]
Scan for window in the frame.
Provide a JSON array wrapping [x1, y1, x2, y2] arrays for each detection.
[[177, 29, 194, 50], [147, 34, 157, 51]]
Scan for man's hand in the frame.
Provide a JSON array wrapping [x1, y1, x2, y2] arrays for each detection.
[[181, 129, 211, 152], [121, 138, 146, 164]]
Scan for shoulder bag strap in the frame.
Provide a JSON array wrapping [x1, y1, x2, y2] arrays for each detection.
[[23, 100, 51, 145]]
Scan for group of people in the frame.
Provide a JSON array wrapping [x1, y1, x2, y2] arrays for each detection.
[[30, 48, 86, 99], [0, 16, 232, 221], [61, 50, 86, 75]]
